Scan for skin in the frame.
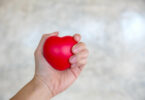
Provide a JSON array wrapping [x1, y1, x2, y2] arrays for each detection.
[[10, 32, 89, 100]]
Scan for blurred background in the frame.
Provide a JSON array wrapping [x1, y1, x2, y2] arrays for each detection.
[[0, 0, 145, 100]]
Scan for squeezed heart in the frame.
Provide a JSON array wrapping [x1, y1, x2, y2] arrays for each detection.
[[43, 36, 77, 71]]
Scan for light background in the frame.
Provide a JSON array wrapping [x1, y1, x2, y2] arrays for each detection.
[[0, 0, 145, 100]]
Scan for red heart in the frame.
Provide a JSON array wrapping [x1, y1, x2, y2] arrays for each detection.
[[43, 36, 77, 71]]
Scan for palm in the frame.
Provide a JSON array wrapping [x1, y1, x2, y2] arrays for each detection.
[[35, 57, 79, 96]]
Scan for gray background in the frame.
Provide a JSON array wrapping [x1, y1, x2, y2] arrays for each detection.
[[0, 0, 145, 100]]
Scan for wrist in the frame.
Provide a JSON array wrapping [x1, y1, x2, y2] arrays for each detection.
[[10, 76, 53, 100], [32, 76, 53, 100]]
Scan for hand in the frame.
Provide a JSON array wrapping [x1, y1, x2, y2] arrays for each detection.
[[34, 32, 89, 99]]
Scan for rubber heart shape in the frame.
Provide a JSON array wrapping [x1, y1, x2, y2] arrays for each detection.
[[43, 36, 77, 71]]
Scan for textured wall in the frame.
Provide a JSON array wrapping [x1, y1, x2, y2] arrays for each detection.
[[0, 0, 145, 100]]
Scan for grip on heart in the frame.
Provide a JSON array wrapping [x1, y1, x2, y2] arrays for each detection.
[[43, 36, 77, 71]]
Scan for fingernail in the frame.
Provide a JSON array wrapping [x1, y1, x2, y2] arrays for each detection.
[[73, 48, 78, 53], [73, 45, 79, 53], [70, 56, 76, 63]]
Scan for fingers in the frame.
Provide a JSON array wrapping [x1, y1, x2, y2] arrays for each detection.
[[35, 32, 59, 57], [69, 49, 88, 63], [69, 41, 89, 71], [73, 33, 81, 42], [70, 50, 88, 68], [72, 42, 86, 54]]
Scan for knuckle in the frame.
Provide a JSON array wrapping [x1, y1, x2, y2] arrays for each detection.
[[78, 60, 86, 65], [82, 60, 87, 65], [86, 49, 89, 52], [86, 52, 89, 57], [77, 43, 86, 50], [85, 49, 89, 55], [79, 42, 86, 46], [80, 49, 88, 55], [83, 52, 88, 58], [73, 42, 86, 51]]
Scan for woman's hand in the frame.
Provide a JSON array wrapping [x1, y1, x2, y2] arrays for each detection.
[[34, 32, 89, 99], [10, 32, 89, 100]]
